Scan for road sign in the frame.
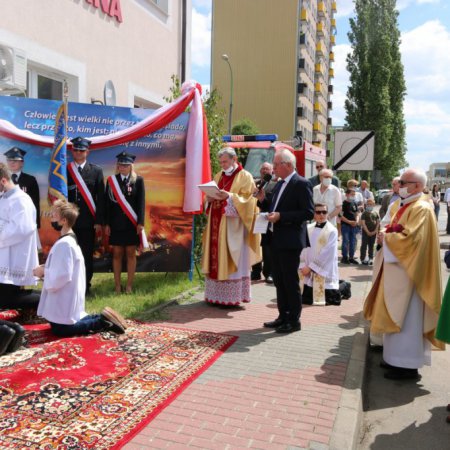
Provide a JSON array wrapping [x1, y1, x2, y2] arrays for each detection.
[[333, 131, 375, 171]]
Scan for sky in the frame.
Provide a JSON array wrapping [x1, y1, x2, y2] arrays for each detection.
[[190, 0, 450, 173]]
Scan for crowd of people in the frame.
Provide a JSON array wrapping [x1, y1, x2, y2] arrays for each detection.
[[1, 143, 449, 417]]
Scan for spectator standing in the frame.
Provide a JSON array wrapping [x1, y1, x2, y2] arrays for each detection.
[[431, 184, 440, 221], [308, 160, 339, 188], [380, 177, 401, 221], [346, 179, 364, 211], [360, 198, 379, 265], [313, 169, 342, 226], [445, 187, 450, 234], [359, 180, 374, 207], [341, 189, 360, 264]]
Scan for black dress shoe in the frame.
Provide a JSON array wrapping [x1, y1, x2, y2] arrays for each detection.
[[265, 276, 274, 284], [0, 321, 26, 353], [384, 368, 420, 380], [263, 318, 284, 328], [275, 322, 301, 333], [0, 325, 16, 356], [379, 360, 396, 369]]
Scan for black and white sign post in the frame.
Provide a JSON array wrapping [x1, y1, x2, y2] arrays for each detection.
[[332, 131, 375, 171]]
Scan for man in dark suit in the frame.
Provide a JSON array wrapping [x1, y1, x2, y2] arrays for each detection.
[[379, 176, 400, 220], [67, 137, 105, 294], [257, 149, 314, 333], [4, 147, 40, 228], [251, 162, 276, 283]]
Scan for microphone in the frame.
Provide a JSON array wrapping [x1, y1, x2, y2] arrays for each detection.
[[257, 173, 273, 191]]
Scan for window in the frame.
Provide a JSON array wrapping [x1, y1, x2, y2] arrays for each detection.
[[27, 68, 65, 101], [151, 0, 168, 14]]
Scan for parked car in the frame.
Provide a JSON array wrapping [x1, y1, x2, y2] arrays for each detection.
[[375, 189, 391, 204]]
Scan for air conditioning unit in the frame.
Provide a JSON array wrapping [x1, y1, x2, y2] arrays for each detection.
[[0, 45, 27, 92]]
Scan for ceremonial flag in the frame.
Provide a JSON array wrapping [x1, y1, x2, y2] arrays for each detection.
[[48, 102, 68, 204]]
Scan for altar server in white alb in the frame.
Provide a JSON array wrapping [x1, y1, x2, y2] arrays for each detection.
[[0, 163, 40, 309], [34, 200, 127, 337], [299, 203, 341, 306]]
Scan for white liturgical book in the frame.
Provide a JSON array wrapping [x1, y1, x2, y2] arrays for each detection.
[[197, 181, 222, 200], [253, 213, 269, 234]]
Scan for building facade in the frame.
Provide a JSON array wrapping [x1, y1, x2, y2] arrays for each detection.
[[211, 0, 335, 150], [0, 0, 191, 108], [427, 162, 450, 193]]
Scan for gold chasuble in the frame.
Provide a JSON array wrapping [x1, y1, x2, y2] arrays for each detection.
[[202, 169, 261, 281], [363, 195, 444, 349]]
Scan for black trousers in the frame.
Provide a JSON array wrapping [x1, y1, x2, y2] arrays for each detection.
[[73, 226, 95, 289], [0, 283, 40, 309], [271, 246, 302, 324], [360, 232, 376, 260], [251, 244, 272, 279]]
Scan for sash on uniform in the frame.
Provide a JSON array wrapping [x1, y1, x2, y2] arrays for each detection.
[[68, 162, 96, 218], [107, 176, 149, 249]]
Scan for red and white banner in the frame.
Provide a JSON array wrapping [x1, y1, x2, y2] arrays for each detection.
[[67, 162, 96, 217], [0, 81, 211, 214], [107, 175, 149, 249]]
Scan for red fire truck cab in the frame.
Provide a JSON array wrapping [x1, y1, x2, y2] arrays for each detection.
[[223, 134, 326, 180]]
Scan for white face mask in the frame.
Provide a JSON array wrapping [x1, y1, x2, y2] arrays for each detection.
[[223, 165, 235, 175], [399, 187, 410, 199], [322, 178, 332, 187]]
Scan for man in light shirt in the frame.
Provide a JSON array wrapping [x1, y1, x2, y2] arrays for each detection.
[[313, 169, 342, 226]]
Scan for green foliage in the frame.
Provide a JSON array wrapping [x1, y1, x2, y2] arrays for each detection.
[[164, 76, 226, 274], [345, 0, 406, 184], [230, 118, 260, 165]]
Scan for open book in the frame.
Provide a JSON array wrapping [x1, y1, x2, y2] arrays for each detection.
[[197, 181, 223, 200]]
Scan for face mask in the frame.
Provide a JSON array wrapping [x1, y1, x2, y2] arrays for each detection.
[[223, 165, 235, 175], [399, 187, 409, 199], [51, 221, 63, 231], [322, 178, 332, 187], [347, 196, 355, 202], [366, 206, 373, 212]]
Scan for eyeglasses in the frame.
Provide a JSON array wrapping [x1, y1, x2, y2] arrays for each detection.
[[314, 210, 327, 215], [316, 166, 324, 169], [399, 180, 417, 186]]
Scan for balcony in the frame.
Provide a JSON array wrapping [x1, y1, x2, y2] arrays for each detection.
[[328, 101, 333, 110], [317, 22, 324, 35], [329, 51, 335, 62], [327, 117, 332, 126], [318, 1, 325, 16], [330, 35, 336, 45], [312, 140, 322, 147], [328, 84, 334, 94], [332, 1, 337, 13], [301, 7, 307, 21], [329, 68, 334, 78], [299, 58, 305, 69], [314, 82, 323, 95], [297, 82, 306, 94], [314, 102, 321, 112], [316, 42, 324, 55], [313, 121, 321, 132], [299, 33, 306, 45], [331, 18, 336, 28], [297, 107, 304, 117], [315, 63, 323, 73]]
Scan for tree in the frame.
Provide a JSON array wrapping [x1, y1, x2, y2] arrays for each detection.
[[230, 118, 260, 165], [345, 0, 406, 182], [165, 76, 226, 271]]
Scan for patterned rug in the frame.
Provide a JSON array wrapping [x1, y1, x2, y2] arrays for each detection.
[[0, 322, 237, 449]]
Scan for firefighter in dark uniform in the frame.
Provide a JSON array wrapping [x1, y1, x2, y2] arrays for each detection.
[[105, 152, 145, 294], [4, 147, 41, 228], [67, 137, 105, 294]]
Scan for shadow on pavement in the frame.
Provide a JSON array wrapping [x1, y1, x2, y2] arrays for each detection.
[[363, 349, 430, 411], [367, 406, 450, 450]]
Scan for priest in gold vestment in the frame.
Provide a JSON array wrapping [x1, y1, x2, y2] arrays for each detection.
[[364, 169, 444, 380], [202, 147, 261, 305]]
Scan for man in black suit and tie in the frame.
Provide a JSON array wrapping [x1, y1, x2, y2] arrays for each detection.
[[67, 137, 105, 294], [4, 147, 41, 228], [257, 148, 314, 333]]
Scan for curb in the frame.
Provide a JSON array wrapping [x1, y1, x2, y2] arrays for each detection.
[[143, 286, 203, 315], [329, 312, 369, 450]]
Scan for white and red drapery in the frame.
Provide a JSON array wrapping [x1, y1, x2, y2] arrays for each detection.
[[0, 81, 211, 214]]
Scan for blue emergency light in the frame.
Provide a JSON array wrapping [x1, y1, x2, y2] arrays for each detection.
[[222, 134, 278, 142]]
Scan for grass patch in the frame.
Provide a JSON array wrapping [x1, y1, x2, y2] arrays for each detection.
[[84, 272, 201, 321]]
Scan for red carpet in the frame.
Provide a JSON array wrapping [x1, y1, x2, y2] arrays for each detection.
[[0, 322, 236, 449]]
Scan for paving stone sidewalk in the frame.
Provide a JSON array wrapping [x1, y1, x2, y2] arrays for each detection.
[[124, 261, 372, 450]]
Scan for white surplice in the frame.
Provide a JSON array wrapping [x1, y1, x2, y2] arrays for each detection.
[[0, 186, 38, 286], [300, 222, 339, 289], [38, 234, 87, 325], [382, 193, 431, 369]]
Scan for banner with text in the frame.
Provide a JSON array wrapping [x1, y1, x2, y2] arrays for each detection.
[[0, 96, 192, 272]]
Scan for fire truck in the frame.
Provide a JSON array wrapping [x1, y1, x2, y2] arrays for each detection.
[[222, 134, 326, 181]]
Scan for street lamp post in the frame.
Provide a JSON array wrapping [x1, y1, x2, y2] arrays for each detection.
[[221, 54, 233, 134]]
